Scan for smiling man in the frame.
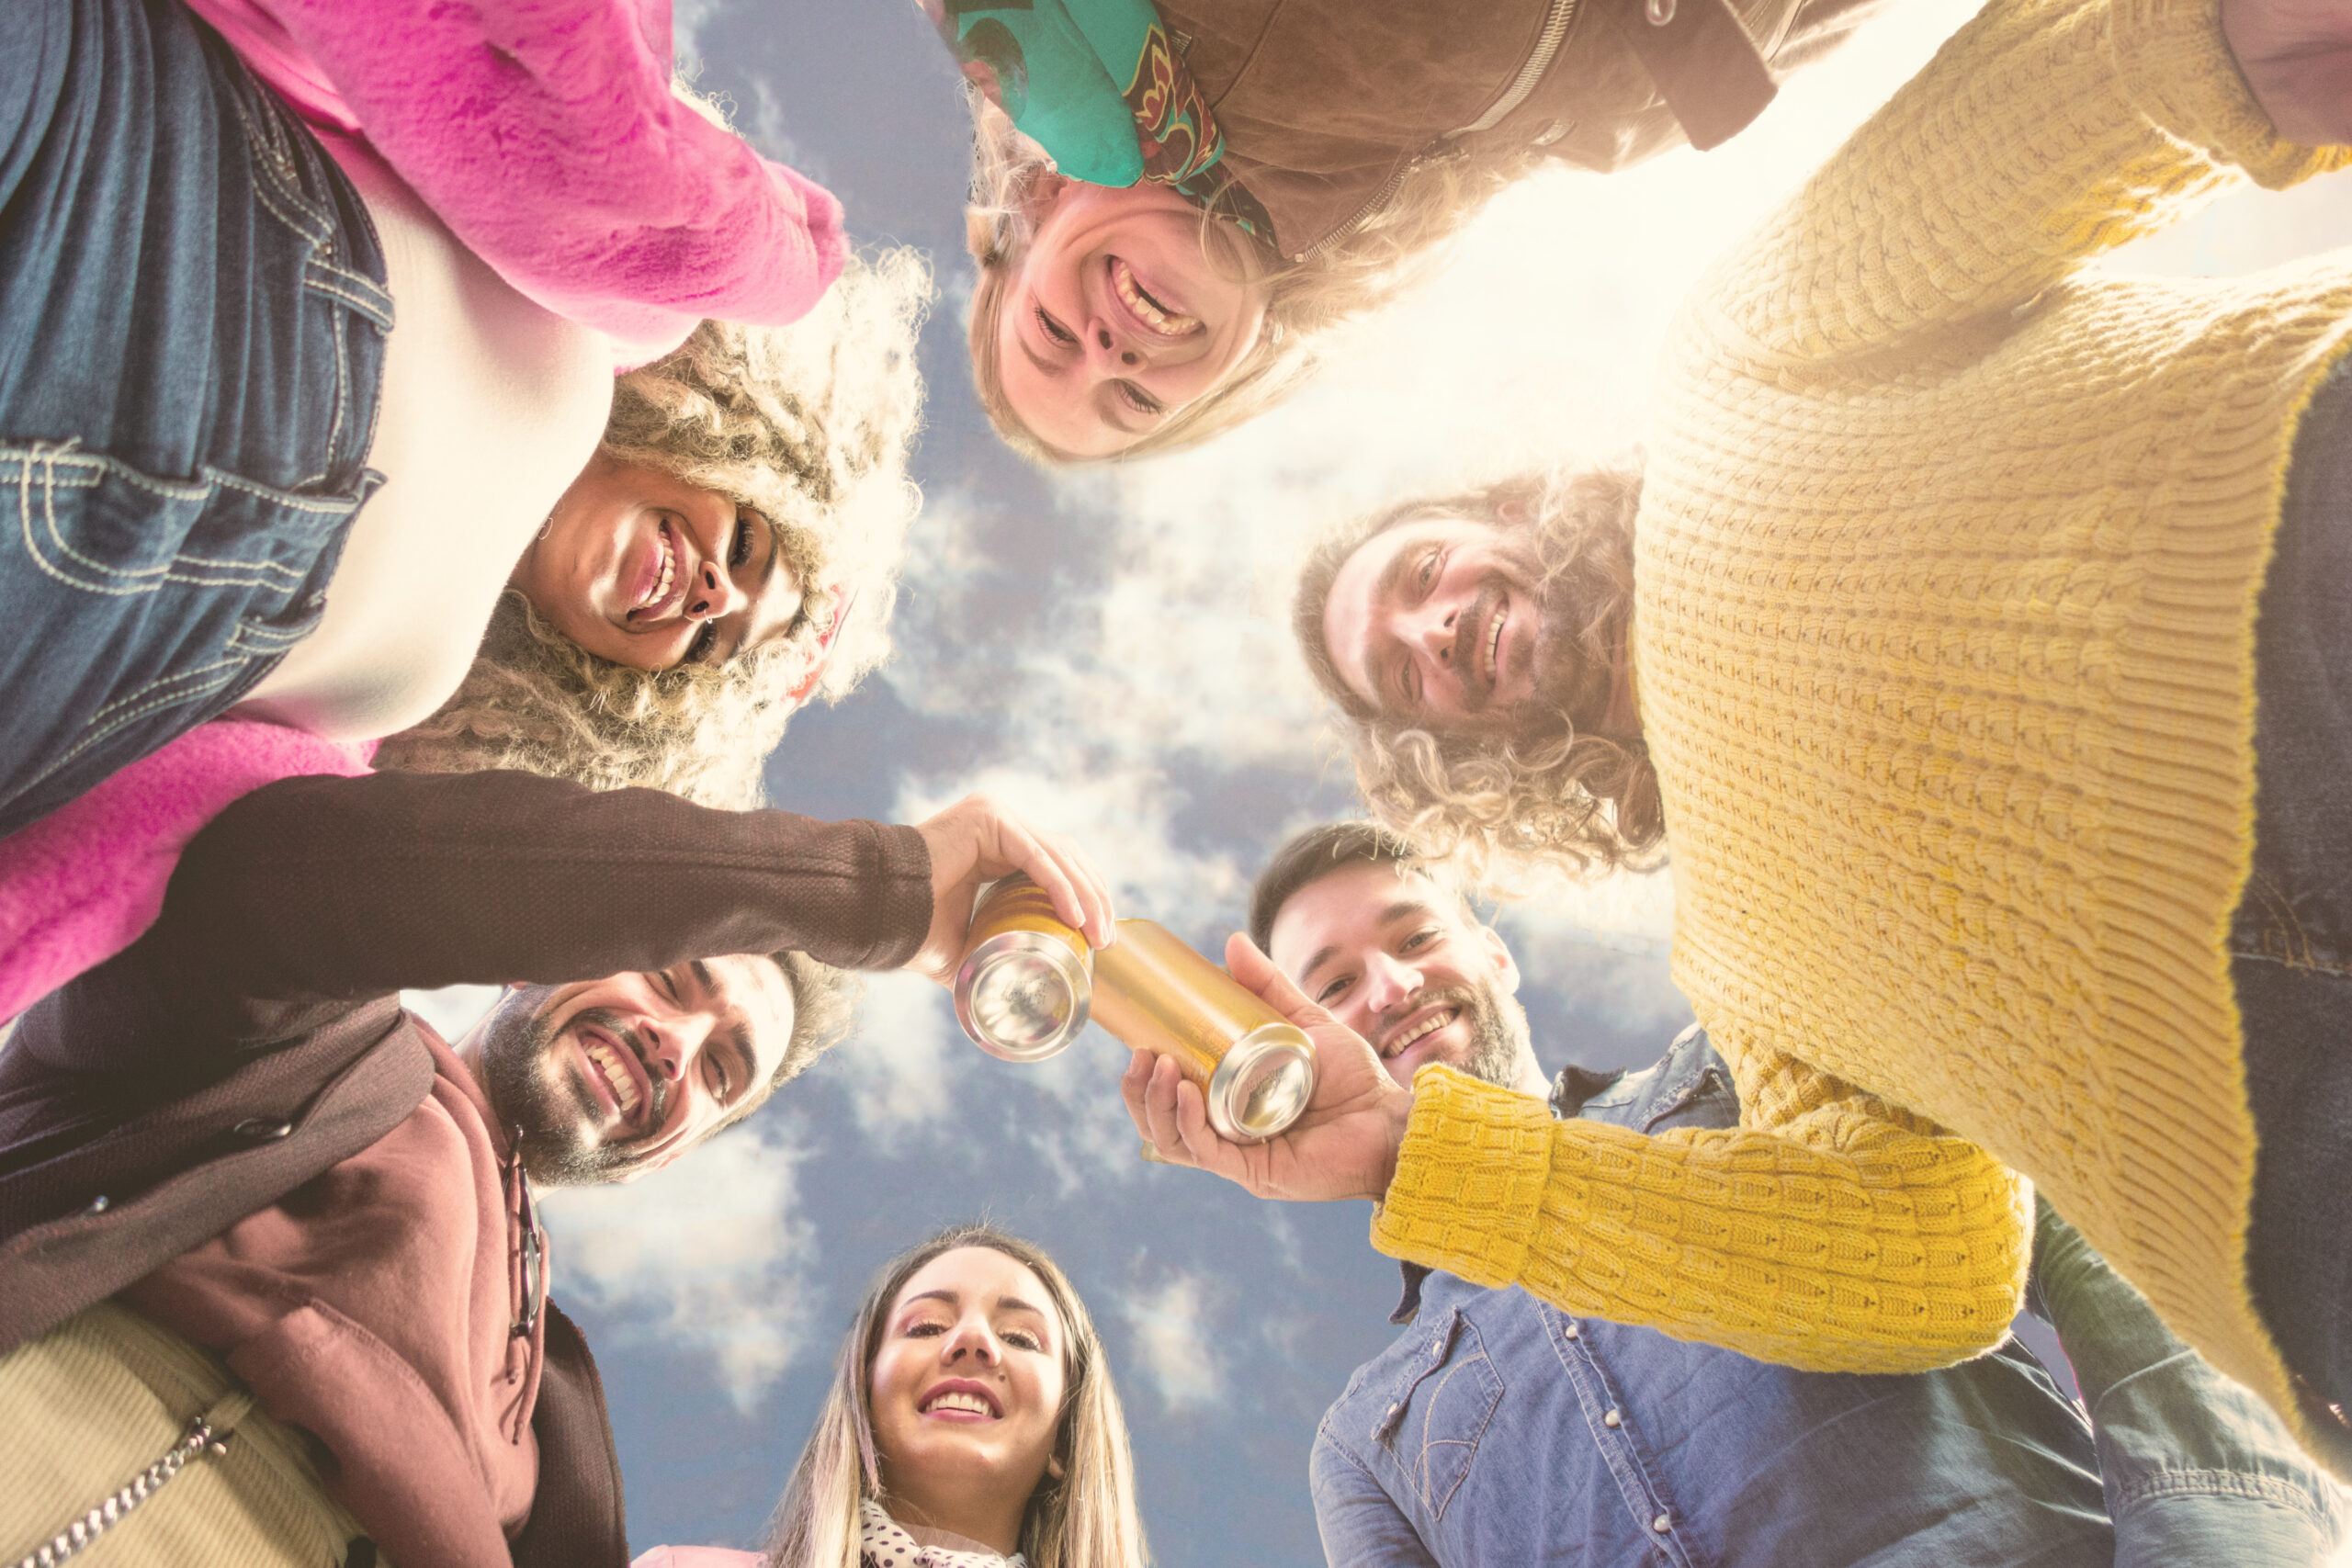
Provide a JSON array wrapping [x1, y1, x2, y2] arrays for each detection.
[[0, 769, 1111, 1568], [1125, 821, 2346, 1566]]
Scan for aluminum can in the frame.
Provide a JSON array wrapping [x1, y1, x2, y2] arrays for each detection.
[[1091, 919, 1317, 1144], [952, 877, 1093, 1061]]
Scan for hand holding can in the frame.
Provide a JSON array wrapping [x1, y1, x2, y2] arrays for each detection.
[[952, 886, 1317, 1142]]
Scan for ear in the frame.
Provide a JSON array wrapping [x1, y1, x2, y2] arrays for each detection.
[[1474, 920, 1521, 996], [1047, 1454, 1067, 1481], [1497, 498, 1530, 526]]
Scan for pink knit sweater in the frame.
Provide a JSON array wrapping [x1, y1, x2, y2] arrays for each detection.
[[182, 0, 847, 365]]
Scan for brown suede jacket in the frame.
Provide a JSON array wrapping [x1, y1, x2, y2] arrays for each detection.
[[1161, 0, 1890, 259], [0, 769, 932, 1568]]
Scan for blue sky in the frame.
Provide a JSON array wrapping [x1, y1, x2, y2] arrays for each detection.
[[412, 3, 2352, 1561]]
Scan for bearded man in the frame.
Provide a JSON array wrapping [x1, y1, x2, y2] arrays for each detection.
[[1283, 0, 2352, 1477], [1127, 822, 2344, 1565], [0, 769, 1110, 1568]]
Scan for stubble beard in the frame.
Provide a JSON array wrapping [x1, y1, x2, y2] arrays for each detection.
[[1474, 527, 1623, 748], [1396, 975, 1538, 1091], [476, 989, 643, 1188]]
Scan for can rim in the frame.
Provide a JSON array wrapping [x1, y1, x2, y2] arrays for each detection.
[[1205, 1022, 1317, 1143], [952, 930, 1093, 1062]]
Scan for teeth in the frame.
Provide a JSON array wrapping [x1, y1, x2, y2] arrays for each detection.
[[923, 1391, 995, 1417], [587, 1038, 641, 1116], [1111, 258, 1199, 337], [1485, 607, 1506, 684], [1385, 1008, 1458, 1058], [641, 528, 675, 610]]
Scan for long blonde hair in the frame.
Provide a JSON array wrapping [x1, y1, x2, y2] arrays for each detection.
[[763, 1225, 1148, 1568], [377, 249, 932, 808], [964, 99, 1521, 465]]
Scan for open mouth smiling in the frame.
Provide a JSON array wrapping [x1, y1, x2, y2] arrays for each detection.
[[575, 1023, 656, 1134], [627, 522, 684, 623], [1108, 255, 1200, 340], [1380, 1005, 1461, 1060], [919, 1380, 1003, 1422]]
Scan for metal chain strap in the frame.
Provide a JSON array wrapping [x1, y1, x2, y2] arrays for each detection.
[[11, 1409, 237, 1568]]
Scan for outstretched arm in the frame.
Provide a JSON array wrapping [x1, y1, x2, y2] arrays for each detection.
[[1708, 0, 2346, 360], [2032, 1198, 2348, 1565], [1128, 935, 2028, 1374], [222, 0, 846, 355]]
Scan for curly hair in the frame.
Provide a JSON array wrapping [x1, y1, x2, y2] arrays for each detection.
[[376, 250, 931, 809], [964, 97, 1527, 465], [1293, 462, 1663, 885]]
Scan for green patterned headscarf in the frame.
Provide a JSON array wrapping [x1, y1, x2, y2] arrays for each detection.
[[922, 0, 1269, 237]]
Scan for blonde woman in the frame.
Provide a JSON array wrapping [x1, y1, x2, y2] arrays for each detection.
[[933, 0, 1891, 462], [639, 1224, 1148, 1568]]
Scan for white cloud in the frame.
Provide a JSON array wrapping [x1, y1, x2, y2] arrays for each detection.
[[538, 1125, 817, 1410], [1118, 1270, 1225, 1415], [824, 971, 967, 1141]]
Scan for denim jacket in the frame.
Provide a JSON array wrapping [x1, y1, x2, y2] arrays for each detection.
[[1312, 1028, 2349, 1567]]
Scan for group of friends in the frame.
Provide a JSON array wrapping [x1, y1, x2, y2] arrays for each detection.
[[1, 0, 2350, 1563]]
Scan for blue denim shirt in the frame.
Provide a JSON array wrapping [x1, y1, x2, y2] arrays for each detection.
[[1312, 1027, 2343, 1567]]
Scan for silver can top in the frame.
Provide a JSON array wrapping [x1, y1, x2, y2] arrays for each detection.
[[954, 930, 1092, 1062], [1205, 1023, 1317, 1142]]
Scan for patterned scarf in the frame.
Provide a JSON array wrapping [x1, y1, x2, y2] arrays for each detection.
[[859, 1498, 1030, 1568], [922, 0, 1270, 238]]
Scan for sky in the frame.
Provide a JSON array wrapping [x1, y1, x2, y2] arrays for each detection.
[[398, 4, 2352, 1561]]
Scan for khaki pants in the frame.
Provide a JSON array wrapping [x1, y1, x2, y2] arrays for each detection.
[[0, 1302, 368, 1567]]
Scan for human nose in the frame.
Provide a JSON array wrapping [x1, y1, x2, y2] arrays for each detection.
[[943, 1315, 1001, 1366], [1407, 596, 1462, 667], [1361, 951, 1422, 1018], [637, 1009, 716, 1089], [684, 556, 745, 622], [1087, 319, 1147, 373]]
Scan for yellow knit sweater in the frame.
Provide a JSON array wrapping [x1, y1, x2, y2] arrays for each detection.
[[1370, 0, 2352, 1472]]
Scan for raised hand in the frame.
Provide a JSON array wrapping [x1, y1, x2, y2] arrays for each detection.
[[2223, 0, 2352, 146], [1121, 932, 1414, 1202], [905, 794, 1115, 985]]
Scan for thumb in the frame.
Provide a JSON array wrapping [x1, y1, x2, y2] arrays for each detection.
[[1225, 931, 1338, 1031]]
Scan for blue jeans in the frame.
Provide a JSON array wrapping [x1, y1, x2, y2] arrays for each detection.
[[2235, 349, 2352, 1436], [0, 0, 390, 838]]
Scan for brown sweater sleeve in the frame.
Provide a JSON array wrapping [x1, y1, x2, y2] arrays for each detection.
[[146, 769, 933, 999]]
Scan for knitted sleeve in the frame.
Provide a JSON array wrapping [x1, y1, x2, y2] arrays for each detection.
[[1703, 0, 2346, 361], [1369, 1057, 2030, 1372]]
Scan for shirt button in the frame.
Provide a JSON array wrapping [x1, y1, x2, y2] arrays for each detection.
[[1603, 1408, 1623, 1427], [1653, 1513, 1673, 1533], [1564, 1322, 1580, 1339], [231, 1117, 295, 1142], [1645, 0, 1676, 22]]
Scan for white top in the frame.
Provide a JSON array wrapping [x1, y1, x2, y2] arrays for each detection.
[[860, 1500, 1029, 1568]]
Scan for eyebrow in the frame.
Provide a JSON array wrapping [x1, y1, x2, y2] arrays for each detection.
[[904, 1289, 1050, 1320]]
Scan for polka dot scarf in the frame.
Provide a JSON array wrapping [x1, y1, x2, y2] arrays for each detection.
[[859, 1499, 1029, 1568]]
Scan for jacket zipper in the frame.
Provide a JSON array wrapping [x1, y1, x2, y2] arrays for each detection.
[[1296, 0, 1583, 261]]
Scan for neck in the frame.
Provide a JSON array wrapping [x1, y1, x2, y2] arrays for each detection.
[[450, 1034, 495, 1103], [1510, 1052, 1552, 1099], [883, 1479, 1029, 1559]]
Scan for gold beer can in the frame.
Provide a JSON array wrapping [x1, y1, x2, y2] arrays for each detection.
[[953, 876, 1093, 1061], [1092, 919, 1317, 1144]]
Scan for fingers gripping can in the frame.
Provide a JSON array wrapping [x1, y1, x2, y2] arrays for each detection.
[[1091, 920, 1317, 1145], [952, 887, 1317, 1142], [953, 876, 1093, 1062]]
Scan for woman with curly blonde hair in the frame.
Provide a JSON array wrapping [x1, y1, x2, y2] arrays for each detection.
[[929, 0, 1885, 462], [378, 248, 931, 807]]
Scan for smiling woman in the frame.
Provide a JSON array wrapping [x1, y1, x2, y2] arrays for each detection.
[[631, 1225, 1148, 1568], [375, 250, 932, 808]]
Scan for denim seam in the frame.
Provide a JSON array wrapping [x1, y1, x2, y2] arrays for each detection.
[[2112, 1467, 2329, 1528], [1408, 1350, 1502, 1521], [25, 658, 250, 790], [6, 447, 358, 514], [8, 448, 347, 595]]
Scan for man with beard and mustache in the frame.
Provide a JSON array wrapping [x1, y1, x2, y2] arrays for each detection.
[[0, 768, 1111, 1568], [1121, 822, 2342, 1565]]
